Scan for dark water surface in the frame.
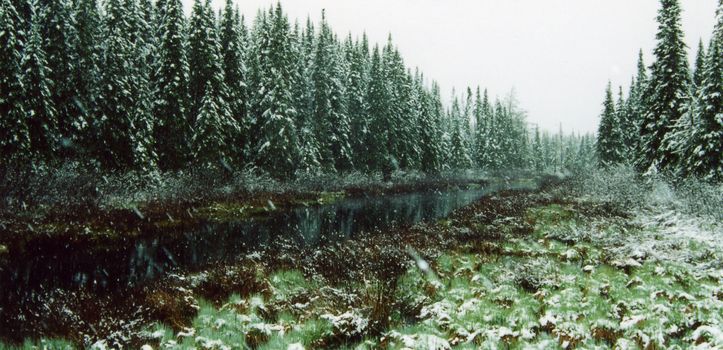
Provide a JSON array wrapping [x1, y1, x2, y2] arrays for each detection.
[[0, 180, 535, 303]]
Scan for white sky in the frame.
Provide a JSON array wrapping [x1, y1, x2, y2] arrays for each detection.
[[183, 0, 718, 134]]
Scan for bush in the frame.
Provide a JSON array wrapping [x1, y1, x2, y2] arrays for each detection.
[[565, 164, 722, 220]]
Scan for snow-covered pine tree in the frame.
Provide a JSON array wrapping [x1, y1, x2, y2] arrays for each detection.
[[22, 0, 57, 162], [312, 11, 353, 172], [127, 0, 157, 170], [366, 44, 393, 178], [345, 33, 371, 172], [485, 99, 503, 170], [623, 50, 648, 154], [292, 19, 321, 173], [188, 0, 221, 119], [678, 14, 722, 181], [614, 85, 628, 160], [0, 0, 30, 165], [417, 75, 443, 174], [596, 82, 622, 165], [382, 38, 407, 169], [40, 0, 83, 156], [72, 0, 101, 151], [462, 87, 474, 153], [478, 89, 494, 169], [692, 39, 706, 88], [448, 92, 472, 170], [248, 4, 302, 178], [532, 126, 544, 172], [95, 0, 137, 169], [219, 0, 249, 165], [637, 0, 690, 173], [154, 0, 190, 170], [472, 86, 485, 168], [189, 0, 235, 167], [399, 69, 422, 170]]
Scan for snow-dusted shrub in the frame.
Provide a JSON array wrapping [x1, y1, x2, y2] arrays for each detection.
[[674, 178, 723, 220], [577, 164, 648, 209]]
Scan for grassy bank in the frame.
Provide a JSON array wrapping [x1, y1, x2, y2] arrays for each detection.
[[131, 200, 720, 349], [0, 168, 500, 249], [2, 170, 720, 349]]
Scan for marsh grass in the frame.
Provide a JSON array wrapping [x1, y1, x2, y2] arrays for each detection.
[[6, 181, 720, 349]]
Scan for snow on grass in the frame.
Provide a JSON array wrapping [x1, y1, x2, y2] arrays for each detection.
[[46, 187, 716, 350]]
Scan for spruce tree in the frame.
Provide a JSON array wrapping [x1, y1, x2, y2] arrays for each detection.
[[189, 0, 234, 166], [637, 0, 690, 173], [96, 0, 155, 170], [366, 45, 393, 178], [188, 0, 223, 118], [346, 33, 371, 172], [293, 19, 321, 173], [154, 0, 190, 170], [614, 86, 628, 158], [22, 0, 57, 161], [312, 11, 353, 171], [0, 0, 30, 164], [472, 86, 486, 168], [40, 0, 83, 155], [448, 93, 472, 169], [219, 1, 249, 165], [596, 82, 621, 165], [95, 0, 133, 169], [418, 77, 443, 174], [72, 0, 101, 151], [680, 15, 722, 180], [249, 4, 302, 178], [692, 39, 706, 88]]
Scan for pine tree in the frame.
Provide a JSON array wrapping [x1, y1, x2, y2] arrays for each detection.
[[382, 38, 409, 169], [128, 0, 157, 170], [597, 82, 622, 165], [448, 92, 472, 169], [293, 19, 321, 173], [72, 0, 101, 150], [40, 0, 83, 155], [22, 0, 57, 161], [614, 86, 628, 159], [0, 0, 30, 164], [637, 0, 690, 173], [219, 0, 249, 165], [154, 0, 190, 170], [692, 39, 706, 88], [188, 0, 222, 118], [472, 86, 485, 167], [346, 33, 371, 172], [418, 77, 443, 174], [312, 11, 353, 171], [624, 50, 648, 154], [95, 0, 133, 169], [189, 0, 234, 167], [532, 126, 544, 172], [367, 45, 393, 178], [249, 4, 302, 178], [678, 10, 722, 180]]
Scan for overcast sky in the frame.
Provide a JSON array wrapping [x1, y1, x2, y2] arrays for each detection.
[[182, 0, 718, 134]]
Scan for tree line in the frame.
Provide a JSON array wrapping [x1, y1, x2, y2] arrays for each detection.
[[597, 0, 722, 182], [1, 0, 593, 179]]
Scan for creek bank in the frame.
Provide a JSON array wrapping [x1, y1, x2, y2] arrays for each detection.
[[0, 179, 560, 346]]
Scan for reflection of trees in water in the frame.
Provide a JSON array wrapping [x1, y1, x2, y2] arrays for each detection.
[[3, 184, 534, 299]]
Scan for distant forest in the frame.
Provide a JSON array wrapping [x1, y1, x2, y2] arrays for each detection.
[[596, 0, 722, 182], [0, 0, 594, 179]]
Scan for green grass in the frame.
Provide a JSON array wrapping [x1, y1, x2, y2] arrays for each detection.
[[7, 202, 721, 349]]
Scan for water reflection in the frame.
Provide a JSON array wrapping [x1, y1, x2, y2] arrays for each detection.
[[0, 182, 532, 300]]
